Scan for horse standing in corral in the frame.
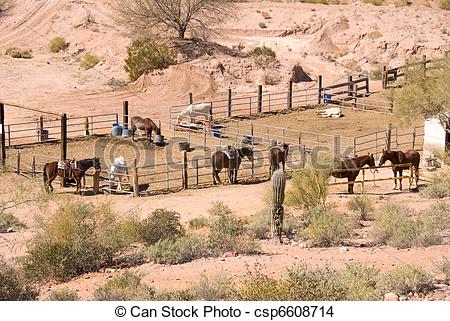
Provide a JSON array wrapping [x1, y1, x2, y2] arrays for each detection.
[[43, 157, 101, 195], [109, 156, 129, 192], [378, 149, 420, 190], [332, 153, 376, 194], [211, 146, 254, 185], [176, 103, 212, 125], [130, 116, 161, 141], [268, 143, 289, 176]]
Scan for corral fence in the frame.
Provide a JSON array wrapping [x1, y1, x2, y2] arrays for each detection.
[[382, 54, 449, 89]]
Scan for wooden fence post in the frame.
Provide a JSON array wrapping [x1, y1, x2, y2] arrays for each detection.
[[228, 88, 232, 117], [16, 150, 20, 174], [365, 76, 369, 93], [123, 101, 129, 129], [385, 124, 392, 151], [412, 127, 416, 150], [348, 75, 353, 101], [195, 159, 199, 186], [353, 137, 357, 156], [188, 93, 193, 105], [93, 157, 100, 194], [422, 54, 427, 77], [84, 117, 90, 136], [288, 80, 293, 109], [38, 116, 44, 142], [31, 156, 36, 178], [133, 158, 139, 197], [0, 103, 5, 166], [182, 150, 188, 189], [318, 75, 323, 105], [382, 66, 387, 89], [60, 113, 67, 186], [405, 59, 409, 81], [258, 85, 263, 113]]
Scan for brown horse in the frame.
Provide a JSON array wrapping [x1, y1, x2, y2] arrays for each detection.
[[43, 157, 101, 194], [130, 116, 161, 141], [378, 149, 420, 190], [211, 146, 254, 185], [332, 153, 376, 194], [268, 143, 289, 176]]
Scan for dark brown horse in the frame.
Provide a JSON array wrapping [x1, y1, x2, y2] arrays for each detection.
[[43, 157, 101, 194], [378, 149, 420, 190], [332, 153, 376, 194], [130, 116, 161, 141], [268, 143, 289, 176], [211, 146, 254, 185]]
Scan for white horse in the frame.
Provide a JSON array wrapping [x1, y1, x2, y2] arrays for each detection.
[[176, 103, 212, 124], [318, 107, 342, 118], [109, 156, 128, 192]]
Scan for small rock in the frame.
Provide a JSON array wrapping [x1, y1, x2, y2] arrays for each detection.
[[384, 292, 399, 301], [434, 273, 447, 284], [299, 242, 308, 248], [223, 252, 236, 258], [339, 247, 349, 253], [399, 296, 407, 301], [291, 241, 298, 246], [218, 258, 226, 261]]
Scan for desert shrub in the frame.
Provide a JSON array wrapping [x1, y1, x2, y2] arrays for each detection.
[[207, 202, 259, 255], [363, 0, 384, 5], [249, 46, 276, 67], [302, 204, 351, 247], [424, 200, 450, 230], [49, 36, 67, 53], [124, 38, 177, 81], [420, 169, 450, 198], [262, 72, 279, 85], [0, 212, 25, 231], [371, 203, 441, 248], [347, 194, 374, 221], [105, 78, 127, 88], [0, 257, 38, 300], [261, 11, 271, 19], [22, 201, 133, 282], [146, 235, 210, 264], [138, 209, 184, 245], [286, 166, 328, 211], [377, 266, 434, 295], [438, 0, 450, 10], [94, 272, 155, 301], [370, 67, 383, 80], [190, 274, 237, 300], [188, 216, 209, 230], [247, 208, 300, 239], [80, 53, 100, 70], [433, 256, 450, 280], [154, 289, 195, 301], [238, 271, 290, 301], [47, 288, 79, 301], [340, 263, 380, 300], [5, 47, 32, 59], [367, 30, 382, 39]]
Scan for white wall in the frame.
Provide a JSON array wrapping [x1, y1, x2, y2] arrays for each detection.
[[423, 117, 447, 160]]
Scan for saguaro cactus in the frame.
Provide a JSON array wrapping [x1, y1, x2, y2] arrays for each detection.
[[271, 169, 286, 243]]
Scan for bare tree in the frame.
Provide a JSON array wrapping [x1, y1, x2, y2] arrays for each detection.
[[114, 0, 234, 40]]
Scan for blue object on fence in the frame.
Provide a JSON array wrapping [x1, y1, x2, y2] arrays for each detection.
[[211, 129, 222, 138], [323, 93, 335, 104], [111, 123, 123, 137], [122, 128, 131, 138]]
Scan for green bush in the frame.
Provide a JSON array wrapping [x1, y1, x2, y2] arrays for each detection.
[[94, 272, 155, 301], [22, 201, 133, 282], [188, 216, 209, 230], [340, 263, 380, 300], [5, 47, 32, 59], [286, 166, 329, 211], [146, 235, 210, 265], [47, 288, 79, 301], [302, 205, 351, 247], [138, 209, 184, 245], [438, 0, 450, 10], [0, 212, 26, 231], [347, 194, 374, 221], [190, 275, 237, 300], [377, 266, 434, 295], [49, 37, 67, 53], [420, 170, 450, 198], [0, 257, 38, 300], [80, 53, 100, 70], [371, 203, 441, 248], [124, 38, 177, 81], [238, 271, 290, 301], [249, 46, 277, 67], [207, 202, 259, 255]]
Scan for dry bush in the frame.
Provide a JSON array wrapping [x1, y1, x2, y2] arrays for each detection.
[[347, 194, 374, 221], [302, 204, 351, 247], [367, 30, 382, 39], [433, 256, 450, 280], [80, 53, 100, 70], [420, 169, 450, 198], [146, 235, 210, 264], [47, 288, 79, 301], [188, 216, 209, 230], [370, 67, 383, 80], [22, 201, 134, 282], [438, 0, 450, 10], [5, 47, 32, 59], [377, 266, 434, 295], [0, 212, 25, 231], [425, 200, 450, 231], [363, 0, 384, 5], [371, 203, 441, 248], [262, 72, 279, 85], [207, 202, 260, 255], [49, 36, 67, 53], [247, 208, 300, 240], [105, 78, 128, 88], [286, 166, 329, 211], [0, 257, 38, 300], [124, 38, 177, 81], [94, 271, 155, 301], [138, 208, 184, 245], [249, 46, 277, 67], [190, 274, 237, 300]]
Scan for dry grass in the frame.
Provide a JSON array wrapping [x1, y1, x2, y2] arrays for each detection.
[[367, 30, 383, 39]]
